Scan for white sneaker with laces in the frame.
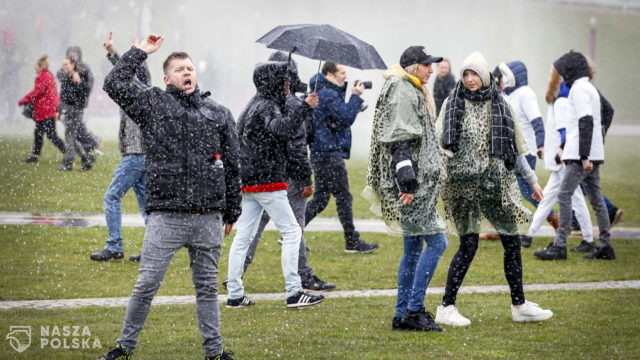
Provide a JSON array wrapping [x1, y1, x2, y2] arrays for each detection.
[[435, 305, 471, 326], [512, 301, 553, 322]]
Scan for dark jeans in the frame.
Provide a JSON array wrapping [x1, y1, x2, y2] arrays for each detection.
[[32, 118, 65, 155], [305, 156, 358, 244], [442, 234, 525, 306]]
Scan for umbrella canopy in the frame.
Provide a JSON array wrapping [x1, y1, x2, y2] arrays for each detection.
[[256, 24, 387, 70]]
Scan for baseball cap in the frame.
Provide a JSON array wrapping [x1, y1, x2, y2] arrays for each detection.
[[399, 46, 443, 68]]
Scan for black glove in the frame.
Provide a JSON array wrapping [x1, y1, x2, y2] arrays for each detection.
[[396, 165, 418, 194]]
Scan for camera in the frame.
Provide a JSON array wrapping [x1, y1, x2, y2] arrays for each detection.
[[355, 80, 372, 89]]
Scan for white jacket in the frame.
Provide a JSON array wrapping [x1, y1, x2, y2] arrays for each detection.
[[507, 86, 542, 157], [543, 97, 570, 171], [562, 77, 604, 161]]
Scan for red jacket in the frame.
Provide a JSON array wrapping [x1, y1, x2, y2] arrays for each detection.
[[18, 69, 60, 122]]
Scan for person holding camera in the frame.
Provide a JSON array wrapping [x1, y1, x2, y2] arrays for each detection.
[[305, 62, 378, 254], [18, 55, 65, 164]]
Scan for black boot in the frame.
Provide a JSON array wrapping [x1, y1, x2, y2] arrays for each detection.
[[519, 235, 533, 248], [400, 308, 443, 332], [21, 155, 38, 163]]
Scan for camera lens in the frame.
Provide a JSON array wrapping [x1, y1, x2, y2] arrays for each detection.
[[362, 81, 372, 89]]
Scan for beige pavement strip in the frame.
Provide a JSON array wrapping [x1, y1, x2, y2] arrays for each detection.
[[1, 280, 638, 310]]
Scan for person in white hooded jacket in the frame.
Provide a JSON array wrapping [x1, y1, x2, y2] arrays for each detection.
[[527, 80, 594, 251], [534, 50, 614, 261]]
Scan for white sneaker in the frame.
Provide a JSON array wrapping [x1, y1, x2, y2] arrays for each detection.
[[435, 305, 471, 326], [512, 301, 553, 322]]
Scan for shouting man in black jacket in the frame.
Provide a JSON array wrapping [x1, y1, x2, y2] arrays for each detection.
[[99, 34, 240, 360]]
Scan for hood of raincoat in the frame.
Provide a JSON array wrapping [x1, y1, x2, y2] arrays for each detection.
[[504, 60, 527, 95], [384, 64, 423, 89], [553, 51, 590, 87], [253, 61, 288, 110], [268, 51, 307, 94], [460, 51, 490, 87]]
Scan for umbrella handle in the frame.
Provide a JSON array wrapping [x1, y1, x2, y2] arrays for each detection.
[[313, 60, 322, 93]]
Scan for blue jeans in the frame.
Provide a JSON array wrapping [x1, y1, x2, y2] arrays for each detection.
[[395, 233, 448, 318], [227, 190, 302, 299], [516, 154, 554, 217], [104, 154, 147, 252]]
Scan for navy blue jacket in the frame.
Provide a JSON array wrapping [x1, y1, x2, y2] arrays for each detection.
[[308, 73, 363, 159]]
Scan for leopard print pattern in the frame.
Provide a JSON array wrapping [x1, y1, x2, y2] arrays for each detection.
[[366, 76, 446, 236], [442, 99, 531, 235]]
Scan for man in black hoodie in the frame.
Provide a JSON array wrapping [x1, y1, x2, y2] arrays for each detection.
[[226, 59, 326, 309], [99, 34, 240, 360], [232, 51, 336, 292]]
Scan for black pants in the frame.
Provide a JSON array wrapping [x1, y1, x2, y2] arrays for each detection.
[[32, 117, 65, 156], [442, 233, 525, 306], [304, 156, 358, 244]]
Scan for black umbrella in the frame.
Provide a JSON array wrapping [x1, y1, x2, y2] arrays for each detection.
[[256, 24, 387, 70]]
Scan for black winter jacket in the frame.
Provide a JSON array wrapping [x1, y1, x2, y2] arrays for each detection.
[[57, 46, 94, 108], [284, 95, 313, 185], [237, 61, 313, 188], [104, 47, 242, 224]]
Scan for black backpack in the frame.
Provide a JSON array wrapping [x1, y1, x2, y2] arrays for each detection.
[[22, 103, 34, 120]]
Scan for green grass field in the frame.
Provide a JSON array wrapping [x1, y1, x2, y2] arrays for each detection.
[[1, 135, 639, 359], [1, 135, 639, 225]]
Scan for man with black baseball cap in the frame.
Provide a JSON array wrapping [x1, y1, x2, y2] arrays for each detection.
[[400, 45, 443, 68]]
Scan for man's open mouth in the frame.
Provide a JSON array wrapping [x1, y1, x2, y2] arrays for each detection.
[[184, 79, 192, 86]]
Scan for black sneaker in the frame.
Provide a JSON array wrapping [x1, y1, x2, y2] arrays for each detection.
[[584, 245, 616, 260], [57, 164, 73, 171], [392, 316, 410, 330], [400, 308, 443, 332], [302, 275, 336, 292], [21, 155, 38, 163], [345, 240, 378, 254], [534, 243, 567, 260], [97, 343, 131, 360], [571, 240, 596, 253], [206, 350, 234, 360], [129, 254, 141, 262], [286, 291, 324, 308], [80, 163, 94, 171], [90, 249, 124, 261], [520, 235, 533, 248], [226, 295, 255, 308]]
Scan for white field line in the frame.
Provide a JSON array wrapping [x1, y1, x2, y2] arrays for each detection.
[[1, 212, 639, 239], [1, 280, 638, 310]]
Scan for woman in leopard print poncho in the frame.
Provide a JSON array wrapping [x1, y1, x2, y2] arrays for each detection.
[[363, 45, 448, 332], [433, 51, 553, 327]]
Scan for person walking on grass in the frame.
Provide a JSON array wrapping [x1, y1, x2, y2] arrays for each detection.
[[56, 56, 97, 171], [534, 51, 614, 261], [229, 51, 336, 293], [226, 59, 325, 309], [99, 34, 240, 360], [90, 32, 150, 263], [434, 51, 553, 327], [18, 55, 65, 164], [363, 45, 448, 332], [305, 62, 379, 254], [527, 80, 594, 252]]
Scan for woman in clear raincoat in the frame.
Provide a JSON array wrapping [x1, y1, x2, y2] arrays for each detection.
[[364, 45, 448, 332]]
